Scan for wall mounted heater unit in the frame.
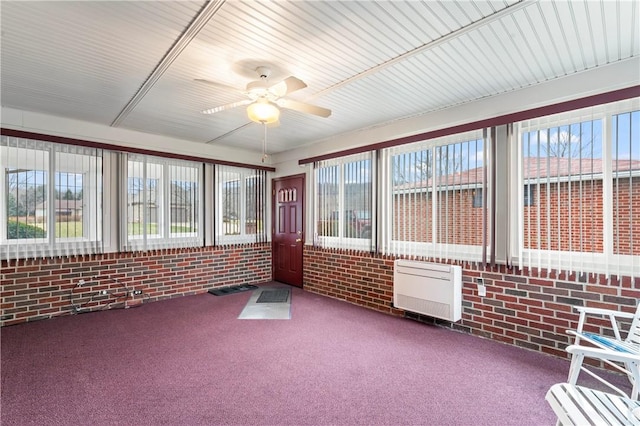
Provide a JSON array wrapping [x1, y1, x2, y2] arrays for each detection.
[[393, 259, 462, 322]]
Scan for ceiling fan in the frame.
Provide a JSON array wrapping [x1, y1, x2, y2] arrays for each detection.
[[197, 66, 331, 124]]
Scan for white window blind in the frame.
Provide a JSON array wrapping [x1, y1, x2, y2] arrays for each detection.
[[314, 152, 374, 251], [516, 98, 639, 279], [122, 154, 202, 251], [1, 136, 104, 260], [381, 130, 487, 261], [612, 109, 639, 279], [215, 164, 268, 245]]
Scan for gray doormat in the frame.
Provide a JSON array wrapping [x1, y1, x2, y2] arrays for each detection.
[[256, 289, 290, 303], [208, 284, 258, 296], [238, 286, 291, 320]]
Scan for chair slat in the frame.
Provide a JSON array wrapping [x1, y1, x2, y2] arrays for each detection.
[[546, 383, 640, 426], [580, 332, 640, 354], [567, 303, 640, 399], [584, 386, 635, 424], [547, 384, 592, 425]]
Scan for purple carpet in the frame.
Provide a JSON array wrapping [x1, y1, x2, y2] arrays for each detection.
[[1, 283, 629, 425]]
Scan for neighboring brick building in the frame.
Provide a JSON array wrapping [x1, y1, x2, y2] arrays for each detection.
[[392, 158, 640, 255]]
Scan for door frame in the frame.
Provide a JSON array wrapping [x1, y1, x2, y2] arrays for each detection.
[[271, 173, 305, 287]]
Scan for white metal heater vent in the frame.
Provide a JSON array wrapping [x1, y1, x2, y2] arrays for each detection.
[[393, 259, 462, 322]]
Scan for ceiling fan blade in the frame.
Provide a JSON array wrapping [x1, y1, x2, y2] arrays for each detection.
[[277, 99, 331, 118], [269, 76, 307, 97], [194, 78, 242, 93], [201, 99, 250, 115]]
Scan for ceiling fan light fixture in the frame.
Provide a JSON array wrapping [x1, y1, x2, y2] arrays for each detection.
[[247, 99, 280, 124]]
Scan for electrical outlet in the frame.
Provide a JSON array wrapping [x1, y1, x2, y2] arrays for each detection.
[[132, 290, 142, 296], [478, 284, 487, 297], [476, 278, 487, 297]]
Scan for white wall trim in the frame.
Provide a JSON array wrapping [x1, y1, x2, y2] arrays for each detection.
[[1, 107, 265, 166]]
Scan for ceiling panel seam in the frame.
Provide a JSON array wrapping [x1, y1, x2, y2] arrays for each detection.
[[309, 0, 533, 102], [110, 0, 225, 128]]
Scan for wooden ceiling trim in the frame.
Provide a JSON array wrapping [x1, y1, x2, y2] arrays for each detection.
[[110, 0, 226, 128]]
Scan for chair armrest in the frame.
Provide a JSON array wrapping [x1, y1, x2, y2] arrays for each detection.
[[574, 306, 636, 319], [566, 344, 640, 363]]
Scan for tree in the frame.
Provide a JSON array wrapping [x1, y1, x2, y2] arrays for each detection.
[[392, 139, 483, 186], [7, 193, 17, 217], [6, 170, 47, 217], [392, 150, 431, 185], [528, 123, 600, 159]]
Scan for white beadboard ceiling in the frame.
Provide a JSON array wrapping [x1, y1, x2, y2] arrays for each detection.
[[1, 0, 638, 155]]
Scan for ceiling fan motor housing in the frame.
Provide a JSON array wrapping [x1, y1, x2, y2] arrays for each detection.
[[246, 80, 270, 99], [255, 66, 271, 79], [246, 66, 273, 99]]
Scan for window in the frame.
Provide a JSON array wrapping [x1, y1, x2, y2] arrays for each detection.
[[515, 98, 639, 278], [1, 137, 103, 260], [215, 165, 268, 244], [315, 152, 374, 250], [124, 154, 202, 251], [472, 189, 483, 208], [381, 130, 486, 260], [523, 184, 535, 207]]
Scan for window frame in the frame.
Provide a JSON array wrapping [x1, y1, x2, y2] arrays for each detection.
[[314, 151, 375, 251], [216, 166, 267, 245], [1, 137, 104, 259], [381, 130, 488, 261], [512, 98, 639, 277], [124, 154, 203, 251]]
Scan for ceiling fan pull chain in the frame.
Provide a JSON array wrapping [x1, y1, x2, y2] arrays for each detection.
[[261, 122, 268, 163]]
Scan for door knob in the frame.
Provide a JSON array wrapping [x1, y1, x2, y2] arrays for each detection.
[[295, 238, 302, 242]]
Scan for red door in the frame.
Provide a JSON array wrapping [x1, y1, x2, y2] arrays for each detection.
[[272, 174, 304, 287]]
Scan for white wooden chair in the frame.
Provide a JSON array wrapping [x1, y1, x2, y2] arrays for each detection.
[[546, 382, 640, 425], [566, 304, 640, 399]]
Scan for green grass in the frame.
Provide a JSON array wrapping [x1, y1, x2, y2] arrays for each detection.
[[128, 223, 158, 235], [54, 221, 83, 238], [171, 225, 195, 233], [128, 223, 196, 235], [9, 220, 197, 239], [7, 220, 85, 239]]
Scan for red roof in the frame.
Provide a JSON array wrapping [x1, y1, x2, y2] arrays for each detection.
[[523, 157, 640, 178], [394, 157, 640, 189]]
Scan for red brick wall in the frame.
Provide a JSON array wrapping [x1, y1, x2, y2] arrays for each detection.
[[524, 177, 639, 255], [304, 245, 640, 359], [304, 247, 395, 312], [393, 192, 433, 242], [1, 244, 272, 326], [393, 176, 638, 253], [392, 189, 484, 245], [5, 240, 638, 361], [613, 176, 640, 255], [524, 180, 606, 252]]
